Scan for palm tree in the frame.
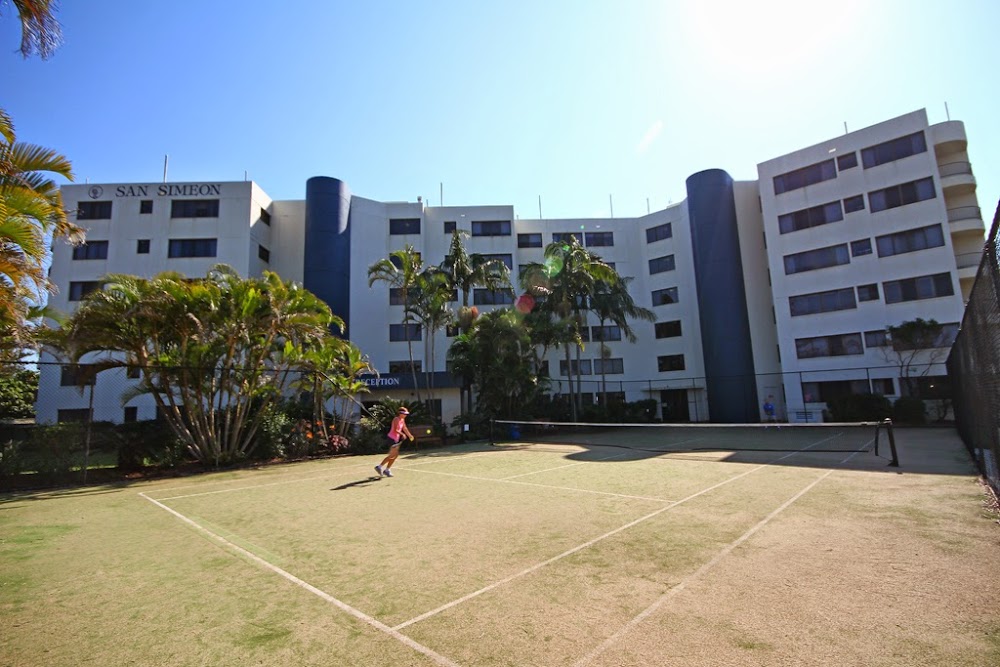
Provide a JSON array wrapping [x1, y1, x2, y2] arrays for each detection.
[[368, 245, 424, 401], [4, 0, 64, 59], [589, 276, 655, 408], [409, 267, 454, 414]]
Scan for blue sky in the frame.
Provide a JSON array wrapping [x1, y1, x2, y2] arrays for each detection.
[[3, 0, 999, 220]]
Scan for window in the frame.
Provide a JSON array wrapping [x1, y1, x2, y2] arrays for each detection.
[[518, 233, 542, 248], [655, 320, 682, 338], [773, 159, 836, 195], [124, 406, 138, 423], [883, 272, 954, 304], [537, 360, 550, 377], [258, 245, 270, 263], [444, 220, 456, 234], [850, 239, 872, 257], [657, 355, 685, 372], [795, 333, 864, 358], [61, 365, 96, 386], [389, 252, 420, 269], [890, 323, 960, 350], [648, 255, 676, 274], [861, 131, 927, 169], [78, 201, 112, 219], [909, 375, 951, 399], [259, 208, 271, 225], [126, 366, 141, 379], [801, 380, 868, 403], [472, 220, 511, 236], [597, 392, 626, 406], [857, 284, 880, 302], [788, 287, 856, 317], [170, 199, 219, 218], [868, 177, 936, 213], [652, 287, 679, 306], [168, 238, 217, 258], [137, 239, 150, 254], [591, 325, 622, 341], [388, 288, 413, 306], [140, 200, 153, 214], [389, 218, 421, 235], [389, 323, 422, 341], [389, 360, 421, 374], [58, 408, 92, 423], [777, 201, 843, 234], [481, 253, 513, 270], [559, 359, 592, 376], [864, 330, 889, 348], [552, 232, 581, 244], [473, 288, 514, 305], [783, 244, 850, 274], [68, 281, 101, 301], [445, 324, 460, 337], [72, 241, 109, 260], [870, 378, 895, 395], [875, 224, 945, 258], [593, 358, 624, 374], [843, 195, 865, 213], [585, 231, 614, 247], [645, 223, 672, 243], [837, 152, 858, 171]]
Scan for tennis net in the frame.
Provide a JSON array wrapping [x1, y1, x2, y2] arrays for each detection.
[[490, 419, 899, 465]]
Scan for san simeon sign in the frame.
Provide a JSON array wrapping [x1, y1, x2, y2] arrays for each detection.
[[87, 184, 223, 199]]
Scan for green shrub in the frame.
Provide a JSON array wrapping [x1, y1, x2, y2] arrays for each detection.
[[110, 420, 188, 471], [0, 440, 24, 479], [828, 393, 892, 422], [892, 397, 926, 425]]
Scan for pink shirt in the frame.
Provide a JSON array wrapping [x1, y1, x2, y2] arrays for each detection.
[[388, 415, 406, 442]]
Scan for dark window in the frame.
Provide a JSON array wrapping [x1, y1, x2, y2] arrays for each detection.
[[559, 359, 592, 376], [537, 360, 550, 377], [60, 365, 96, 386], [868, 177, 936, 213], [861, 131, 927, 169], [773, 159, 836, 195], [126, 366, 140, 379], [389, 360, 421, 374], [783, 244, 850, 274], [389, 252, 421, 269], [870, 378, 895, 395], [389, 218, 421, 235], [124, 406, 138, 423], [593, 358, 624, 375], [139, 200, 153, 214], [645, 223, 672, 243], [518, 233, 542, 248], [78, 201, 112, 219], [388, 288, 412, 306], [843, 195, 865, 213], [883, 272, 954, 304], [657, 354, 685, 372], [446, 324, 460, 337], [481, 253, 513, 270], [591, 325, 622, 341], [68, 281, 101, 301], [258, 245, 270, 262], [652, 287, 679, 306], [72, 241, 109, 260], [259, 208, 271, 225], [168, 238, 217, 258], [170, 199, 219, 218], [864, 330, 889, 348], [444, 220, 456, 234], [795, 333, 864, 359], [802, 380, 869, 403], [890, 323, 959, 350], [655, 320, 682, 338], [585, 232, 614, 247], [857, 284, 880, 302], [389, 323, 422, 341], [137, 239, 150, 254], [58, 408, 92, 423], [472, 220, 511, 236], [875, 224, 945, 258], [552, 232, 581, 244], [648, 255, 676, 274], [577, 327, 591, 343], [837, 152, 858, 171], [473, 288, 514, 305], [777, 201, 843, 234], [788, 288, 856, 316], [850, 239, 872, 257]]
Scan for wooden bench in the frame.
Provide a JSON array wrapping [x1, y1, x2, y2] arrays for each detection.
[[409, 423, 444, 448]]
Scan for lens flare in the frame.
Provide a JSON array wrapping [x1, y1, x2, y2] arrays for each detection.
[[515, 293, 536, 314], [544, 255, 563, 277]]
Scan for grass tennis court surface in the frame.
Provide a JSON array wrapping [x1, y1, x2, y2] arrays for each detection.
[[2, 428, 998, 666]]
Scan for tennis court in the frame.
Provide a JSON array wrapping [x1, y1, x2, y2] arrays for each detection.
[[2, 425, 998, 666]]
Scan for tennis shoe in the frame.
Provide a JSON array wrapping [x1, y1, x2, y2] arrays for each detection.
[[374, 465, 383, 476], [383, 468, 393, 477]]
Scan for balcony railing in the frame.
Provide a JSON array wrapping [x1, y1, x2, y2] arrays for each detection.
[[939, 161, 973, 177], [955, 252, 982, 270], [948, 206, 982, 222]]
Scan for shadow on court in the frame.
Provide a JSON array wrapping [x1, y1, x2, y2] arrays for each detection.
[[331, 476, 384, 491]]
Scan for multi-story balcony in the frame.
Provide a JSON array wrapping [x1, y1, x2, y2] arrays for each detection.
[[947, 205, 986, 236], [938, 160, 977, 195]]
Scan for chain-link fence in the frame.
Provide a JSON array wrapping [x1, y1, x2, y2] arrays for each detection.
[[948, 202, 1000, 497]]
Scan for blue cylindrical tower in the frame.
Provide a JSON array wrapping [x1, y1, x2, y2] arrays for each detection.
[[304, 177, 351, 337], [685, 169, 759, 422]]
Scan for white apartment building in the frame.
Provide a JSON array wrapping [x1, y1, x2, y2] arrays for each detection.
[[37, 109, 983, 427]]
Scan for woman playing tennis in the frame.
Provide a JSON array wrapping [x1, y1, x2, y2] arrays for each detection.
[[375, 407, 414, 477]]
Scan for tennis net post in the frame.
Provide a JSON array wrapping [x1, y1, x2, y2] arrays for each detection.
[[874, 418, 900, 467]]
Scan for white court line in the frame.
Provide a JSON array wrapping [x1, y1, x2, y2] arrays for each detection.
[[393, 432, 852, 631], [138, 492, 460, 667], [501, 452, 628, 480], [573, 445, 868, 666]]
